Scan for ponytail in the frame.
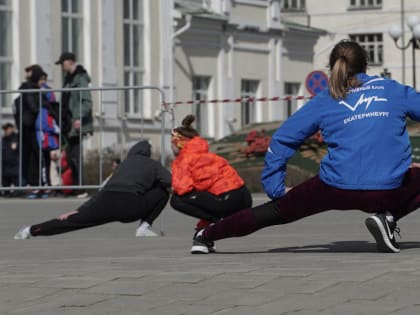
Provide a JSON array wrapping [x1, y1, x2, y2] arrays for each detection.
[[328, 40, 368, 100], [329, 56, 348, 100]]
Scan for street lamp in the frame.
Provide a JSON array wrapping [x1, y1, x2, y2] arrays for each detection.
[[389, 16, 420, 89]]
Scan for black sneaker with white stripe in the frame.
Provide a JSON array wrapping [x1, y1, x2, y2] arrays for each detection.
[[191, 229, 215, 254], [365, 214, 400, 253]]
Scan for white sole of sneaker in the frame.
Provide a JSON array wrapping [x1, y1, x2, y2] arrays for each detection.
[[366, 217, 400, 253], [190, 245, 209, 254], [135, 233, 158, 237]]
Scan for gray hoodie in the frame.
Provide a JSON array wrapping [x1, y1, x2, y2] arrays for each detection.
[[103, 141, 171, 194]]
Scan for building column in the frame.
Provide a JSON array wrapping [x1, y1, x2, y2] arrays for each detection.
[[29, 0, 53, 76], [268, 37, 284, 121], [218, 32, 236, 138]]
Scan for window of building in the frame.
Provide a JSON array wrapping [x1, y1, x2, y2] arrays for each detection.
[[192, 76, 210, 136], [349, 33, 383, 65], [241, 80, 259, 126], [349, 0, 382, 9], [123, 0, 144, 115], [281, 0, 306, 11], [284, 82, 300, 117], [61, 0, 83, 60], [0, 0, 12, 107]]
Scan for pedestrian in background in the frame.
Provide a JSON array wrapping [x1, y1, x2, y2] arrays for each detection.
[[15, 67, 50, 193], [55, 52, 93, 198]]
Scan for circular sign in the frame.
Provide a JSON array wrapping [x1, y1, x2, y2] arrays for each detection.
[[305, 70, 329, 96]]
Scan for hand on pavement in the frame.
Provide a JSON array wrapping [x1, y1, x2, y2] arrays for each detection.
[[58, 211, 78, 221]]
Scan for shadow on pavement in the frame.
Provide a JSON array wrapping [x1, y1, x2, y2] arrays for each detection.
[[215, 241, 420, 254]]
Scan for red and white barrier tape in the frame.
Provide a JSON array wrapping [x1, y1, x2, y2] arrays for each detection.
[[163, 95, 312, 106]]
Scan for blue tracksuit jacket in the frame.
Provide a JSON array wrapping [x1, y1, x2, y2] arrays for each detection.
[[262, 73, 420, 199]]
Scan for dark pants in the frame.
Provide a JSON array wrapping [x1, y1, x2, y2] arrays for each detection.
[[22, 129, 40, 186], [66, 136, 83, 187], [170, 186, 252, 223], [1, 175, 18, 196], [203, 168, 420, 242], [30, 187, 169, 236], [2, 175, 18, 187]]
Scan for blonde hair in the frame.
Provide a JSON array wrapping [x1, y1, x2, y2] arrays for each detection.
[[329, 40, 368, 100]]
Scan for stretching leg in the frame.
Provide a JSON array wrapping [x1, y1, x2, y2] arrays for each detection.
[[170, 193, 220, 222], [142, 187, 170, 225], [203, 171, 420, 242]]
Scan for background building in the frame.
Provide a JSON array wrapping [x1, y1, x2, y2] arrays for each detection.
[[281, 0, 420, 89], [0, 0, 324, 154]]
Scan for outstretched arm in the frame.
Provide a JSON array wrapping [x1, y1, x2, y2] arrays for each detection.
[[262, 99, 321, 199]]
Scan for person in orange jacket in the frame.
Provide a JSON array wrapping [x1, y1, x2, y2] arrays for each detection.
[[170, 115, 252, 253]]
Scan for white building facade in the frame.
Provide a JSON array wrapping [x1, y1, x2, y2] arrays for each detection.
[[281, 0, 420, 89]]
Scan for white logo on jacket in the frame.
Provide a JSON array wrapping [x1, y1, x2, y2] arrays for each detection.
[[339, 93, 388, 112]]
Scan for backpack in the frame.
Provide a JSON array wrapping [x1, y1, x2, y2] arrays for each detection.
[[35, 108, 60, 151]]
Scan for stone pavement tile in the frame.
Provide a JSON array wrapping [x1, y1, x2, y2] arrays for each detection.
[[0, 285, 58, 313], [249, 276, 338, 295], [90, 269, 148, 280], [318, 281, 395, 301], [388, 304, 420, 315], [142, 283, 231, 302], [250, 298, 304, 315], [379, 290, 420, 306], [304, 269, 387, 282], [0, 274, 46, 285], [199, 273, 276, 290], [6, 291, 110, 314], [320, 300, 404, 315], [249, 292, 348, 314], [5, 310, 94, 315], [33, 275, 112, 289], [206, 306, 255, 315], [195, 288, 282, 308], [150, 271, 224, 284], [88, 295, 223, 315], [366, 271, 420, 289], [178, 263, 260, 274], [146, 301, 231, 315], [245, 267, 323, 277], [84, 277, 167, 296]]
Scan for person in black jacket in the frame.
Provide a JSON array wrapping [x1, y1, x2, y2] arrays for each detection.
[[14, 141, 171, 239], [2, 123, 19, 196], [15, 67, 50, 188]]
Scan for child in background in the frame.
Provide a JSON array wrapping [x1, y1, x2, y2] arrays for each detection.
[[1, 123, 19, 196]]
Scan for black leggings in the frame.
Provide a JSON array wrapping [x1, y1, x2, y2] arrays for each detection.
[[30, 187, 169, 236], [203, 168, 420, 242], [170, 186, 252, 222]]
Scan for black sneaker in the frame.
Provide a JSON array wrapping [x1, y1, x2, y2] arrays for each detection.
[[365, 214, 400, 253], [191, 229, 215, 254]]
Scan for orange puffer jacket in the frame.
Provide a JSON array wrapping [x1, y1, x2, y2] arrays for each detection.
[[172, 136, 245, 196]]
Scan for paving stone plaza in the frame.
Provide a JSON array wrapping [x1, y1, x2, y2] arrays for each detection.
[[1, 195, 420, 315]]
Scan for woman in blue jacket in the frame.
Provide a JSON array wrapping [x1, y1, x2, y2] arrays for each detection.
[[192, 40, 420, 254]]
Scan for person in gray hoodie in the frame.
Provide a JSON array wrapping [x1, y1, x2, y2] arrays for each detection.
[[13, 141, 171, 239]]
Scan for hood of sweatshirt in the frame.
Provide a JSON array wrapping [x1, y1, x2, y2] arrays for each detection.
[[127, 140, 152, 158]]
